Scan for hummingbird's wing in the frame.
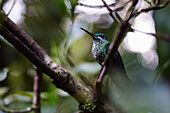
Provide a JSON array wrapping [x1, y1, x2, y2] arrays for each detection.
[[103, 42, 110, 57], [105, 42, 126, 74], [104, 43, 129, 88]]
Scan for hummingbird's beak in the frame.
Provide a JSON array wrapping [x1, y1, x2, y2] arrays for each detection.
[[80, 28, 94, 37]]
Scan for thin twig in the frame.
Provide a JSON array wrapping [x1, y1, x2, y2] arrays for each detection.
[[79, 0, 130, 24], [79, 1, 130, 12], [93, 66, 106, 100], [148, 33, 170, 42], [131, 27, 170, 42], [127, 0, 139, 21], [101, 0, 123, 24], [136, 1, 169, 14], [79, 2, 117, 8], [33, 68, 42, 113], [0, 69, 42, 113], [6, 0, 16, 20], [128, 0, 169, 21]]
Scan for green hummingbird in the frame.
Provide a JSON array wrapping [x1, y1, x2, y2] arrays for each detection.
[[81, 28, 129, 87]]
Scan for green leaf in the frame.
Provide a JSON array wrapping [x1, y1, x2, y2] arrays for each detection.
[[153, 59, 170, 84], [9, 91, 48, 103], [0, 68, 8, 82], [10, 91, 34, 99]]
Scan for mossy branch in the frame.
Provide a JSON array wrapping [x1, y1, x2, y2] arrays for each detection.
[[0, 11, 91, 104], [0, 10, 116, 113]]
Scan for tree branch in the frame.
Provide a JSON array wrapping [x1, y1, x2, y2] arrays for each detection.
[[0, 18, 91, 105], [93, 0, 131, 102], [0, 11, 54, 67], [79, 2, 117, 8], [93, 0, 169, 104], [128, 0, 170, 21], [95, 21, 131, 90], [33, 68, 42, 113], [148, 33, 170, 42], [101, 0, 123, 24], [79, 0, 130, 12], [131, 27, 170, 42], [127, 0, 139, 21]]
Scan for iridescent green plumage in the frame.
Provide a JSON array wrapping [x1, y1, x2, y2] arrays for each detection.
[[81, 28, 128, 86], [81, 28, 125, 67]]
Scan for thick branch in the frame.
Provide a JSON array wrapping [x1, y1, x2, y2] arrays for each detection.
[[0, 24, 91, 104]]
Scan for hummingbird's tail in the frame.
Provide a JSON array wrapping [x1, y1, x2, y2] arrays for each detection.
[[106, 51, 130, 89]]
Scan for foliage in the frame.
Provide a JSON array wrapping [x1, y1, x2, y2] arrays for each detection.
[[0, 0, 170, 113]]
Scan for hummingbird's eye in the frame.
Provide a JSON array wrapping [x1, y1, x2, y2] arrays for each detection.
[[99, 35, 105, 39], [93, 34, 107, 40], [97, 36, 103, 40]]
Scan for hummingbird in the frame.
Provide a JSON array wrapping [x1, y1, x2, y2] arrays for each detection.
[[80, 28, 129, 87]]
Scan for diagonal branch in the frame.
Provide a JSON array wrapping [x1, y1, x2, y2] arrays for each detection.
[[0, 11, 116, 113], [93, 0, 131, 101], [97, 21, 130, 84], [0, 23, 91, 104], [93, 0, 169, 102], [0, 11, 56, 68], [127, 0, 139, 21], [93, 21, 131, 100]]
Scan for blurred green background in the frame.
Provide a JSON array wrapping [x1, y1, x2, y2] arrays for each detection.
[[0, 0, 170, 113]]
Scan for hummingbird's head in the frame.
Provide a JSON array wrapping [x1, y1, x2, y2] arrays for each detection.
[[80, 28, 108, 41], [93, 33, 108, 41]]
